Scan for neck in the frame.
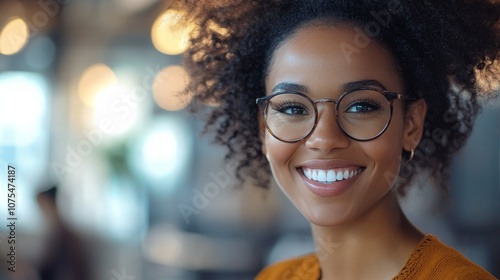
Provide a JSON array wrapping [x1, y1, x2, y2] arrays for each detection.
[[311, 192, 423, 280]]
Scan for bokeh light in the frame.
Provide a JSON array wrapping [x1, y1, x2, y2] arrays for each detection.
[[92, 85, 141, 137], [151, 10, 194, 55], [152, 65, 191, 111], [0, 72, 47, 146], [24, 36, 56, 70], [128, 116, 193, 191], [78, 63, 117, 107], [0, 17, 29, 55]]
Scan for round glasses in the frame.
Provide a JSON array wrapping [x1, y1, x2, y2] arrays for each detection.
[[256, 87, 414, 143]]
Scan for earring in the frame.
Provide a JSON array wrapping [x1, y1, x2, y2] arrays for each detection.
[[408, 149, 414, 161], [402, 148, 415, 161]]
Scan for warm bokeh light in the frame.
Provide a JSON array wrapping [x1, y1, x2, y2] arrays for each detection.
[[78, 63, 117, 107], [152, 65, 191, 111], [0, 17, 29, 55], [151, 10, 194, 55]]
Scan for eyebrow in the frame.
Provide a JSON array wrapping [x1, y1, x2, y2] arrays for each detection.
[[271, 83, 309, 93], [270, 79, 387, 94], [342, 80, 387, 92]]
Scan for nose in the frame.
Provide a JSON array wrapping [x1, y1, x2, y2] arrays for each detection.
[[305, 105, 350, 153]]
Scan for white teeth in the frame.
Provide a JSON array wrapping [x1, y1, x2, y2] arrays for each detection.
[[336, 172, 342, 181], [327, 170, 336, 182], [318, 170, 326, 181], [302, 168, 363, 183], [305, 169, 312, 179]]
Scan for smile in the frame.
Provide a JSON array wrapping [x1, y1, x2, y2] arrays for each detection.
[[302, 167, 364, 183]]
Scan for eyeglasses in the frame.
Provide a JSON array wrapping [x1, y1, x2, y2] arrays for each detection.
[[256, 87, 414, 143]]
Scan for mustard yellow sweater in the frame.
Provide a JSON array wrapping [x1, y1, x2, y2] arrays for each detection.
[[256, 235, 497, 279]]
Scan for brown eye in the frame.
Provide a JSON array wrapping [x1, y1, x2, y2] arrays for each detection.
[[273, 101, 310, 115], [344, 100, 382, 114]]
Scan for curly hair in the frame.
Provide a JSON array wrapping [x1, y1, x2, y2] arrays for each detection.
[[169, 0, 500, 193]]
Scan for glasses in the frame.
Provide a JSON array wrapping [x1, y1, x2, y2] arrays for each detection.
[[256, 87, 414, 143]]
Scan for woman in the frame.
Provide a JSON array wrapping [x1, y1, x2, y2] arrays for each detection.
[[171, 0, 499, 278]]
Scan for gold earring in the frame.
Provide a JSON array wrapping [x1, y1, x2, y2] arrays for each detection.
[[408, 149, 414, 161]]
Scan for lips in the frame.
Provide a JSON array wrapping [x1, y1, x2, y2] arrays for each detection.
[[297, 160, 365, 196], [302, 167, 364, 183]]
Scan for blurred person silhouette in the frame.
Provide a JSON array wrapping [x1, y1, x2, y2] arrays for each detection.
[[35, 186, 92, 280], [0, 256, 40, 280]]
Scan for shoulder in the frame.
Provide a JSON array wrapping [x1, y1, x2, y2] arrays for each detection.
[[396, 235, 497, 280], [255, 253, 320, 280]]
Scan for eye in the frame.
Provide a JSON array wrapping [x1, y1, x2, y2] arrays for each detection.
[[272, 101, 310, 116], [344, 99, 382, 114]]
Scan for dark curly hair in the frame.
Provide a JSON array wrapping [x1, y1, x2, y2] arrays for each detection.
[[169, 0, 499, 193]]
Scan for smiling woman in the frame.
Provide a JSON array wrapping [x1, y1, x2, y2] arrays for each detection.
[[169, 0, 499, 279], [261, 25, 424, 231]]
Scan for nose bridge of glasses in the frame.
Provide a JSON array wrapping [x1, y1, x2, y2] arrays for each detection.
[[314, 98, 338, 107], [314, 98, 338, 105], [305, 97, 350, 148], [312, 98, 341, 132], [313, 98, 338, 114]]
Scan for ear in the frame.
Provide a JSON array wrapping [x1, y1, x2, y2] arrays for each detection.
[[402, 99, 427, 151]]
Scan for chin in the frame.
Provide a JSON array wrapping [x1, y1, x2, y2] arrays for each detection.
[[297, 202, 357, 228]]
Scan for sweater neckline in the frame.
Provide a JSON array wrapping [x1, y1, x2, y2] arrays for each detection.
[[392, 234, 436, 279], [314, 234, 436, 280]]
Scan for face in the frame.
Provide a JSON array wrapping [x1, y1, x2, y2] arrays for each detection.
[[262, 24, 426, 227]]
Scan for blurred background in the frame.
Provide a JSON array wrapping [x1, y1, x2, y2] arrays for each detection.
[[0, 1, 498, 279]]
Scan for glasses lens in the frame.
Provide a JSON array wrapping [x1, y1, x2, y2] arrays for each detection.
[[337, 89, 391, 140], [264, 93, 315, 142]]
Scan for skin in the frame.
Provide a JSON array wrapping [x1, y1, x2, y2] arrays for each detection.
[[261, 24, 428, 279]]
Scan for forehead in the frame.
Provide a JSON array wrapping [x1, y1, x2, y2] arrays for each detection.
[[266, 24, 403, 95]]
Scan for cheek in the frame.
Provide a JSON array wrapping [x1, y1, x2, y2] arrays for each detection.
[[363, 115, 405, 186], [366, 139, 401, 171], [264, 134, 293, 163], [264, 134, 299, 178]]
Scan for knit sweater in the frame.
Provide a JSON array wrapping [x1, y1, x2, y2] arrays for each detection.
[[255, 235, 497, 279]]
